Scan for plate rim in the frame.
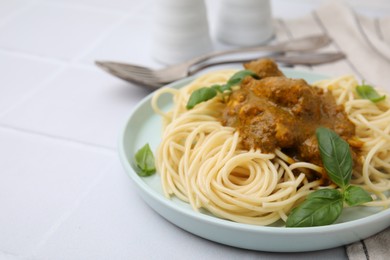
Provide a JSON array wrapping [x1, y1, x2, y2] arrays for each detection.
[[118, 68, 390, 251]]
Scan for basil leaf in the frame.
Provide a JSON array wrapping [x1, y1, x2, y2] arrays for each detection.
[[286, 189, 343, 227], [287, 128, 373, 227], [186, 70, 259, 109], [356, 83, 386, 103], [316, 127, 353, 189], [210, 84, 223, 92], [134, 143, 156, 176], [344, 185, 373, 206], [186, 87, 218, 109], [222, 70, 259, 92]]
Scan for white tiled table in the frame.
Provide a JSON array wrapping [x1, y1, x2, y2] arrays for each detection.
[[0, 0, 388, 259]]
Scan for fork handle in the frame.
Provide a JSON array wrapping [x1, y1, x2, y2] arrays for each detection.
[[182, 34, 331, 68], [189, 52, 346, 75]]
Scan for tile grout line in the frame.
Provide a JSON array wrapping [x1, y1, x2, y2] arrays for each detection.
[[39, 0, 136, 17], [0, 3, 155, 156], [0, 64, 69, 118], [69, 0, 154, 64], [37, 0, 146, 65], [70, 13, 130, 64], [0, 48, 104, 72], [0, 4, 137, 158], [0, 0, 154, 157], [0, 0, 152, 67], [0, 48, 69, 67], [28, 162, 114, 259], [0, 123, 117, 155]]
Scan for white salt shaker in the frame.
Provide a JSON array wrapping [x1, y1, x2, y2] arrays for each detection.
[[216, 0, 274, 46], [152, 0, 213, 65]]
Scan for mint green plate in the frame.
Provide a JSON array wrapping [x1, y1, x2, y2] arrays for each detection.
[[119, 69, 390, 252]]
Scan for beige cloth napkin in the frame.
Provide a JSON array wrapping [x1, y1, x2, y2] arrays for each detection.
[[274, 1, 390, 259], [274, 0, 390, 91]]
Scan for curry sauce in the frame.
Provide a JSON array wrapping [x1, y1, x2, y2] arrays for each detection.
[[221, 59, 362, 169]]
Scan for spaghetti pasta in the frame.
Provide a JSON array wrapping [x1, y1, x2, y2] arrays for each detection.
[[151, 69, 390, 226]]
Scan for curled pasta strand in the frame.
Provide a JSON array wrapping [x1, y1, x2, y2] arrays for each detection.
[[153, 72, 390, 226]]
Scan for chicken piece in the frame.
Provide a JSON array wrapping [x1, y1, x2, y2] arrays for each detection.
[[221, 60, 357, 168], [243, 58, 285, 78]]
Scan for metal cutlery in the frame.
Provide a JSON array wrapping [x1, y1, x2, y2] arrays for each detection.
[[96, 51, 345, 89], [95, 34, 336, 89]]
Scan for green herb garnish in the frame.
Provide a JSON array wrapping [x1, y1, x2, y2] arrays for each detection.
[[316, 127, 352, 189], [286, 127, 372, 227], [356, 82, 386, 103], [134, 143, 156, 176], [286, 189, 344, 227], [186, 70, 259, 109], [344, 185, 373, 207]]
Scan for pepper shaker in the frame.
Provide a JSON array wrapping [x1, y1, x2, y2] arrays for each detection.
[[152, 0, 213, 64], [216, 0, 274, 46]]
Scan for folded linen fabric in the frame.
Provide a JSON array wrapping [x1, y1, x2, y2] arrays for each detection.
[[275, 1, 390, 259], [274, 0, 390, 90]]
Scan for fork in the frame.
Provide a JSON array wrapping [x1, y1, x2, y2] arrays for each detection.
[[96, 52, 345, 89], [96, 34, 332, 89]]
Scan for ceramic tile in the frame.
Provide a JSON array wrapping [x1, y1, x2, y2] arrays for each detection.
[[0, 66, 151, 148], [0, 127, 114, 256], [81, 15, 158, 67], [47, 0, 152, 14], [0, 53, 60, 115], [31, 162, 158, 259], [32, 161, 347, 260], [0, 2, 124, 61], [0, 0, 32, 22], [31, 161, 251, 259]]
